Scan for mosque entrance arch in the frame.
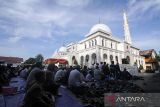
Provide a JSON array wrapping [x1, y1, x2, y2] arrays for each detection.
[[126, 56, 130, 64], [72, 56, 78, 65], [91, 53, 97, 64], [85, 55, 89, 66], [80, 56, 84, 67], [115, 56, 118, 63], [110, 55, 113, 63], [103, 54, 107, 62]]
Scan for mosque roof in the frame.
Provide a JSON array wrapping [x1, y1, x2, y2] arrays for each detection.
[[86, 23, 112, 37]]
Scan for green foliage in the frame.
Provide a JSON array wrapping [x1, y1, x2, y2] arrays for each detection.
[[35, 54, 44, 62], [156, 56, 160, 62], [24, 57, 36, 64], [139, 65, 143, 70], [24, 54, 44, 64], [155, 51, 160, 61], [134, 62, 137, 66]]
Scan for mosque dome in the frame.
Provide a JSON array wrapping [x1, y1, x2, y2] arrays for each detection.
[[58, 46, 67, 52], [89, 23, 112, 35]]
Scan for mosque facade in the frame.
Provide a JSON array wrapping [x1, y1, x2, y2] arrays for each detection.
[[52, 12, 145, 68]]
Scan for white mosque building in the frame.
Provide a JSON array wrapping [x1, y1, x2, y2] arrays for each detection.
[[52, 12, 145, 68]]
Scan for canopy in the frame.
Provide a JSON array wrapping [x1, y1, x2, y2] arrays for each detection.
[[44, 58, 68, 64]]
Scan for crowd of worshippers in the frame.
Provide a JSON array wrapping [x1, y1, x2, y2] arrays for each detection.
[[0, 65, 20, 87], [0, 61, 133, 107]]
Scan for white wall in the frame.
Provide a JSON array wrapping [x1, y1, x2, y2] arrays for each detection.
[[117, 42, 124, 51]]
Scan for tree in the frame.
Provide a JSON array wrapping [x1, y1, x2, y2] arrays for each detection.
[[134, 62, 137, 66], [156, 56, 160, 61], [139, 65, 144, 70], [156, 51, 160, 61], [35, 54, 44, 62], [24, 58, 36, 64]]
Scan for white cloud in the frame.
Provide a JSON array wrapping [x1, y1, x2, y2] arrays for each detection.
[[0, 0, 75, 42], [55, 0, 91, 7], [0, 45, 28, 58], [126, 0, 160, 51], [0, 0, 124, 44], [8, 36, 22, 43], [128, 0, 137, 6], [134, 39, 160, 52], [133, 31, 160, 51], [127, 0, 160, 19]]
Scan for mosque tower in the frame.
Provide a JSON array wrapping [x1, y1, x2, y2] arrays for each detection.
[[123, 11, 132, 44]]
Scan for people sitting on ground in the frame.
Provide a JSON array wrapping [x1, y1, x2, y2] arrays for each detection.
[[96, 63, 99, 68], [5, 65, 18, 79], [46, 63, 57, 80], [81, 65, 88, 77], [26, 62, 43, 91], [110, 61, 116, 78], [91, 63, 95, 70], [85, 70, 93, 81], [102, 62, 110, 76], [121, 68, 132, 80], [94, 65, 104, 81], [68, 65, 87, 95], [43, 71, 60, 97], [54, 66, 66, 84], [65, 66, 73, 85], [94, 65, 105, 87], [115, 63, 121, 79], [0, 65, 10, 86], [0, 66, 6, 85], [115, 63, 120, 71], [20, 66, 29, 80], [22, 71, 54, 107], [99, 62, 103, 71]]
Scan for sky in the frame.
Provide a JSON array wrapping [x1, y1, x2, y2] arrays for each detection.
[[0, 0, 160, 60]]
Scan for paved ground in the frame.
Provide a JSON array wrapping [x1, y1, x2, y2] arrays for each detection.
[[130, 73, 160, 92], [1, 73, 160, 107], [1, 77, 83, 107]]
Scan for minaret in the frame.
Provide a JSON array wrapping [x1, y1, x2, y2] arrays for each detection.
[[123, 11, 132, 44]]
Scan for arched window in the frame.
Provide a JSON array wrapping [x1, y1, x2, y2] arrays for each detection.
[[115, 56, 118, 63], [85, 55, 89, 66], [80, 56, 84, 67], [105, 40, 107, 47], [95, 39, 97, 45], [89, 41, 91, 47], [92, 53, 97, 64], [102, 39, 104, 46], [85, 55, 89, 62], [92, 40, 94, 46], [126, 56, 130, 64], [110, 55, 113, 63], [72, 56, 78, 65], [111, 42, 112, 48], [103, 54, 107, 62], [84, 43, 86, 49]]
